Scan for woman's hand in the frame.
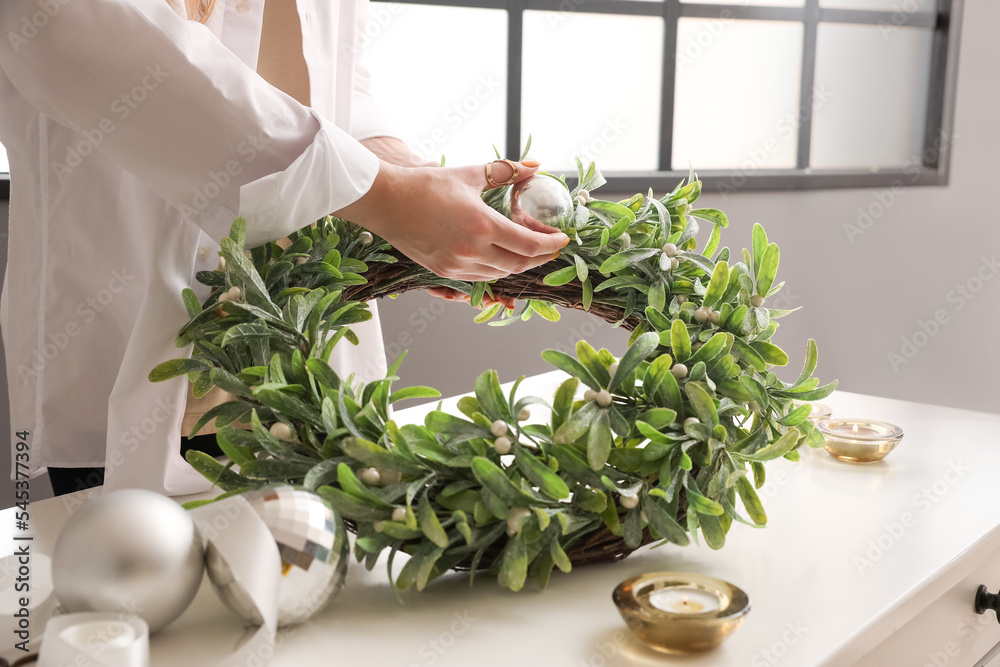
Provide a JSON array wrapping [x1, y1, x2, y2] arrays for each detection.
[[335, 159, 569, 283]]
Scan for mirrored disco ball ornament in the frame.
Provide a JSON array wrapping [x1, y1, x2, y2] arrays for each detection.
[[504, 174, 574, 228], [206, 485, 348, 627], [51, 489, 205, 634]]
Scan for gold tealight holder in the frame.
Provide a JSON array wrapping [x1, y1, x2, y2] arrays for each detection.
[[817, 418, 904, 463], [612, 572, 750, 654]]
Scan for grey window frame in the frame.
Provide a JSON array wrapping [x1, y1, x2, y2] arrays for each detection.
[[372, 0, 963, 193], [0, 0, 962, 198]]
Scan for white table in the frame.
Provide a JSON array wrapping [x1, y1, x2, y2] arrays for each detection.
[[8, 372, 1000, 666]]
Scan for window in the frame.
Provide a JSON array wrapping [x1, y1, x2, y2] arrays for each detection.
[[363, 0, 963, 192]]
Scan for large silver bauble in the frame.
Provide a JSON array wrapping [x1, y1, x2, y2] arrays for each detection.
[[504, 174, 574, 228], [206, 485, 347, 627], [52, 489, 205, 634]]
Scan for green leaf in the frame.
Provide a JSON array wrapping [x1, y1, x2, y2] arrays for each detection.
[[702, 260, 730, 310], [471, 457, 534, 506], [599, 248, 660, 274], [670, 319, 691, 363], [752, 223, 768, 276], [553, 400, 599, 445], [686, 382, 719, 426], [341, 437, 424, 475], [184, 450, 249, 492], [529, 300, 561, 322], [474, 370, 508, 422], [498, 533, 528, 592], [685, 479, 724, 516], [756, 242, 780, 297], [741, 430, 799, 462], [388, 386, 442, 404], [515, 448, 570, 500], [551, 377, 579, 432], [587, 409, 613, 471], [543, 265, 578, 286], [688, 208, 728, 228], [643, 495, 690, 546], [418, 494, 450, 548], [574, 254, 589, 282], [610, 332, 659, 393], [541, 350, 601, 391], [736, 476, 767, 526], [794, 338, 819, 387], [148, 358, 210, 382], [182, 288, 202, 319]]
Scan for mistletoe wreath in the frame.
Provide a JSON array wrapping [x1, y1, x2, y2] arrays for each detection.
[[150, 156, 836, 593]]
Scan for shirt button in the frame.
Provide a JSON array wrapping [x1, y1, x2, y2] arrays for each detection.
[[197, 246, 210, 261], [235, 1, 250, 15]]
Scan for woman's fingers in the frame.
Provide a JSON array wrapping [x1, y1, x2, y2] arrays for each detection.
[[426, 287, 515, 309], [479, 159, 541, 191]]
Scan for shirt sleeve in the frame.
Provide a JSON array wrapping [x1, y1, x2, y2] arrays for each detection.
[[0, 0, 380, 246], [350, 59, 404, 143]]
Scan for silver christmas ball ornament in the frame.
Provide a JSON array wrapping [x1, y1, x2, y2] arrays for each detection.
[[52, 489, 205, 634], [206, 485, 348, 627], [504, 175, 574, 228]]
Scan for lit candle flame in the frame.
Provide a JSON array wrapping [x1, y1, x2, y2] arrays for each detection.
[[852, 423, 859, 435]]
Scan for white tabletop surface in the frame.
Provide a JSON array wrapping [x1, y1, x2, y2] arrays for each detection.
[[8, 371, 1000, 666]]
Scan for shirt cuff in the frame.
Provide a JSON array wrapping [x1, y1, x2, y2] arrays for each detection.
[[237, 109, 381, 247], [350, 88, 405, 143]]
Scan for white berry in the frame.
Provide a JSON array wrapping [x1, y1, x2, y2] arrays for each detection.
[[374, 521, 384, 533], [620, 494, 639, 509], [269, 422, 292, 441], [359, 231, 374, 246], [218, 258, 226, 271], [684, 417, 700, 427], [491, 420, 507, 437], [576, 194, 588, 207], [584, 389, 597, 402], [359, 468, 381, 485], [751, 294, 765, 308], [676, 295, 688, 304], [596, 390, 613, 407], [379, 469, 402, 486], [694, 307, 710, 324], [494, 437, 512, 455], [296, 256, 308, 265], [217, 292, 229, 303], [506, 507, 531, 536], [671, 363, 688, 379], [619, 233, 631, 248], [670, 257, 680, 271], [608, 362, 619, 377], [392, 507, 407, 522], [227, 286, 242, 302], [661, 242, 678, 257], [578, 188, 590, 201], [517, 408, 531, 421], [709, 310, 721, 325]]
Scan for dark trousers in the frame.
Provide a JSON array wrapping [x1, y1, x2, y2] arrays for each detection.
[[48, 433, 225, 497]]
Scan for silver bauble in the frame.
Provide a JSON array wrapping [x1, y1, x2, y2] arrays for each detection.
[[52, 489, 204, 634], [206, 485, 347, 627], [504, 174, 574, 228]]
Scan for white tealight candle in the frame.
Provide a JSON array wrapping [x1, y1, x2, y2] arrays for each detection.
[[648, 586, 721, 614], [59, 619, 137, 652]]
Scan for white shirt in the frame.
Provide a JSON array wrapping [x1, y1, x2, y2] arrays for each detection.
[[0, 0, 393, 494]]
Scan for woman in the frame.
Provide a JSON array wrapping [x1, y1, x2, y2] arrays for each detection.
[[0, 0, 568, 496]]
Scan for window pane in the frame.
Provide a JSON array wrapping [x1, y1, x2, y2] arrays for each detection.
[[360, 5, 506, 166], [521, 12, 662, 172], [819, 0, 933, 12], [0, 144, 7, 173], [810, 24, 933, 170], [672, 19, 803, 171], [683, 0, 803, 6]]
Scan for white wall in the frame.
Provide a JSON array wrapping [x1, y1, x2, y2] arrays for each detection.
[[378, 0, 1000, 417]]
